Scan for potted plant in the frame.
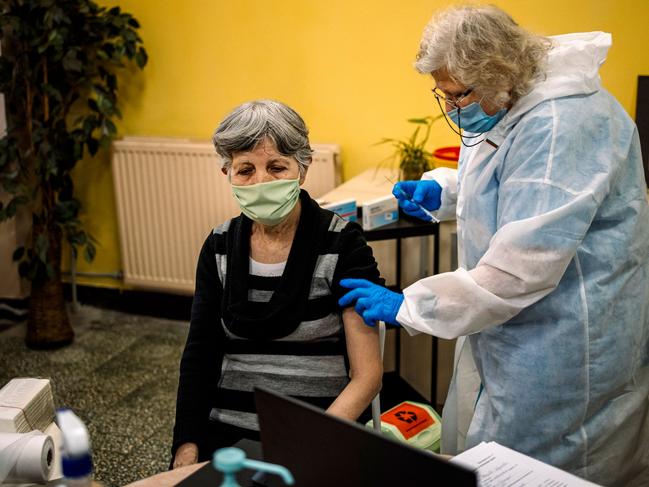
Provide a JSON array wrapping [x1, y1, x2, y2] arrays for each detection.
[[0, 0, 147, 348], [378, 115, 443, 181]]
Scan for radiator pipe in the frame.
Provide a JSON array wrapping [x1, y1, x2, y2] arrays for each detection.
[[62, 271, 124, 279], [67, 247, 123, 313], [70, 248, 78, 313]]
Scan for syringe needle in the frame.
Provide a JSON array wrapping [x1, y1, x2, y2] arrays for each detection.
[[385, 176, 440, 223]]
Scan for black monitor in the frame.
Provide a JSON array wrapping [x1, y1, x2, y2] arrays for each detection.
[[255, 387, 477, 486]]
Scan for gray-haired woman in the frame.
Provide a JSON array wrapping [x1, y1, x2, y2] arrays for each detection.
[[338, 5, 649, 485], [171, 100, 383, 468]]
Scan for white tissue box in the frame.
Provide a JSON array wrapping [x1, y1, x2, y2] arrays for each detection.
[[0, 378, 55, 434]]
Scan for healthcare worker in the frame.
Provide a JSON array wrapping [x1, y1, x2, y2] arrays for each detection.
[[339, 5, 649, 486]]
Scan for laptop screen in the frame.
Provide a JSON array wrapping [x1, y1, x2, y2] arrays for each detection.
[[255, 387, 477, 487]]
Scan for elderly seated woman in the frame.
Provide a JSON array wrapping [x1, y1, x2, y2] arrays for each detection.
[[171, 100, 384, 467]]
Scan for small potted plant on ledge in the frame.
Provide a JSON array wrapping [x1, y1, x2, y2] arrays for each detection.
[[378, 115, 443, 181]]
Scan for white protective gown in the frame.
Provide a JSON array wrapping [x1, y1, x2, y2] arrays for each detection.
[[396, 32, 649, 486]]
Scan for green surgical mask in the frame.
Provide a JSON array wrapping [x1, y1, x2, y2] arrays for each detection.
[[231, 178, 301, 226]]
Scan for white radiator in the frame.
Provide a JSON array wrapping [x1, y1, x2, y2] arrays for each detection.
[[112, 136, 341, 294]]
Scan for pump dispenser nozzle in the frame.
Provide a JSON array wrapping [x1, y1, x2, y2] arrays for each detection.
[[213, 447, 294, 487]]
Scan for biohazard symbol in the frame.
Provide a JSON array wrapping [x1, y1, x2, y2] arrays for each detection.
[[394, 411, 418, 424], [382, 402, 434, 439]]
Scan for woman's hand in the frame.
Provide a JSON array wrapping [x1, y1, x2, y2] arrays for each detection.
[[173, 442, 199, 469]]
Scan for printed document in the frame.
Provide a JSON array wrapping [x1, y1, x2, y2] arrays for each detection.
[[450, 442, 601, 487]]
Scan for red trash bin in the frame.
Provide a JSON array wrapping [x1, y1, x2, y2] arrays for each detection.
[[431, 146, 460, 169]]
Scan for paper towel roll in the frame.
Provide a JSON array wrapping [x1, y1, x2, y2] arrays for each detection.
[[0, 431, 54, 484], [43, 421, 62, 481]]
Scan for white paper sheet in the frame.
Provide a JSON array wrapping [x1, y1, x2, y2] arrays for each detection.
[[450, 442, 601, 487]]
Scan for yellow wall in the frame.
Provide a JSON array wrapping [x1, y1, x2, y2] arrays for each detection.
[[70, 0, 649, 287]]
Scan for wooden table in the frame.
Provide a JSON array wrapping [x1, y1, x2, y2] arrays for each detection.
[[123, 462, 208, 487]]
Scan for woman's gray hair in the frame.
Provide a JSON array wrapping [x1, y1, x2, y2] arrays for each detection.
[[415, 5, 551, 107], [212, 100, 313, 176]]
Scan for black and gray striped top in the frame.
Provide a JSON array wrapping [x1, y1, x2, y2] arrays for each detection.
[[173, 199, 382, 453]]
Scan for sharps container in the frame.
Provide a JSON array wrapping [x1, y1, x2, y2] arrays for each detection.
[[366, 401, 442, 453]]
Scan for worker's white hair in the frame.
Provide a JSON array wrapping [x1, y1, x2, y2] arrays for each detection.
[[212, 100, 313, 176], [415, 5, 551, 107]]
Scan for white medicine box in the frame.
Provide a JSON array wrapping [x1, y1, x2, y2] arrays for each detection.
[[360, 195, 399, 231]]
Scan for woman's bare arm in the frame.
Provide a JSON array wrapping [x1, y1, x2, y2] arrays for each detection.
[[326, 307, 383, 420]]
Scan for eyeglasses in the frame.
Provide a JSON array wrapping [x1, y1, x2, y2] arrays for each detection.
[[432, 86, 486, 148], [431, 87, 473, 110]]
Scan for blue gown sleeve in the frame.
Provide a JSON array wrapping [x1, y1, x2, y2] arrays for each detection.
[[398, 99, 632, 338]]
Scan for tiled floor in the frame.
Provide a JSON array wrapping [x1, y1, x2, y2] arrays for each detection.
[[0, 305, 187, 487], [0, 301, 433, 486]]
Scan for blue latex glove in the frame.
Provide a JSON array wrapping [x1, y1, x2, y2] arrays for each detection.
[[392, 180, 442, 221], [338, 278, 404, 327]]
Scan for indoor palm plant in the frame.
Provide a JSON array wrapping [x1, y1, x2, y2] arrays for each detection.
[[378, 115, 443, 181], [0, 0, 147, 348]]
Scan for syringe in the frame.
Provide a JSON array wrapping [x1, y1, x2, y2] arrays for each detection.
[[386, 177, 440, 223]]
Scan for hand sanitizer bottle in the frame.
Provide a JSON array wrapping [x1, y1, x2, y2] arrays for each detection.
[[213, 447, 294, 487], [55, 409, 93, 487]]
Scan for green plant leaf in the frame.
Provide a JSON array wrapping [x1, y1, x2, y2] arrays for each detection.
[[42, 83, 63, 103], [62, 50, 82, 71], [96, 94, 114, 115], [408, 126, 421, 146], [407, 118, 430, 124], [103, 118, 117, 136], [18, 261, 30, 278], [69, 231, 87, 246], [87, 137, 99, 155], [55, 199, 81, 223], [12, 246, 25, 262], [122, 29, 138, 43], [73, 141, 84, 160], [4, 195, 27, 219], [106, 73, 117, 91], [45, 264, 55, 280], [99, 135, 111, 150], [83, 115, 99, 136], [84, 242, 96, 263], [135, 48, 148, 68], [35, 233, 49, 264]]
